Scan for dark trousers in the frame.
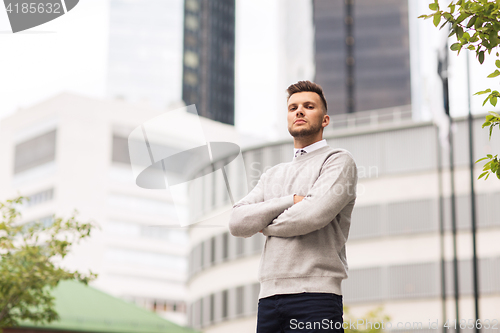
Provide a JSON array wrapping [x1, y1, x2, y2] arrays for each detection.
[[256, 292, 344, 333]]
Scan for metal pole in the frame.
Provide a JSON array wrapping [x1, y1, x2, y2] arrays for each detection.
[[439, 33, 460, 330], [345, 0, 355, 113], [448, 117, 460, 331], [466, 49, 480, 333], [436, 125, 447, 333]]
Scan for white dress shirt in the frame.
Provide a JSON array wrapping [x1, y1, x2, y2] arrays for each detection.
[[293, 139, 327, 161]]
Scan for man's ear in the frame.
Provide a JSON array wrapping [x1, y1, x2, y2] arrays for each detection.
[[322, 114, 330, 128]]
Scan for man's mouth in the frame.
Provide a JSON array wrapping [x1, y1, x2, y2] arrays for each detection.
[[294, 119, 306, 124]]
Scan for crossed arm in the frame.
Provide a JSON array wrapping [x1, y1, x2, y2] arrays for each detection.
[[228, 171, 296, 238], [258, 195, 304, 233], [228, 152, 357, 238]]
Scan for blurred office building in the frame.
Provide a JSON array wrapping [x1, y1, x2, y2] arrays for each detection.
[[185, 111, 500, 332], [181, 0, 236, 125], [106, 0, 184, 110], [0, 93, 239, 326], [313, 0, 412, 115]]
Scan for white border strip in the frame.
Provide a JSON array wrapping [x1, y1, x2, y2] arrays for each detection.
[[60, 0, 68, 14]]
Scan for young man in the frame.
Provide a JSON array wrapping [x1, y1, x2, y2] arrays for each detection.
[[229, 80, 358, 333]]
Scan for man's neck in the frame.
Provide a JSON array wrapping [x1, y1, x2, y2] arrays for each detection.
[[293, 134, 324, 149]]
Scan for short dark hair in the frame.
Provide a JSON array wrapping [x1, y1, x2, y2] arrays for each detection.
[[286, 80, 328, 114]]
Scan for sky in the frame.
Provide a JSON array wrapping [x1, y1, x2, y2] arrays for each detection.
[[1, 0, 500, 143], [0, 0, 285, 143], [0, 0, 109, 118]]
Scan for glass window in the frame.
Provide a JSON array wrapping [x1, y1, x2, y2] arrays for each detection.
[[185, 15, 199, 31], [222, 290, 228, 318], [184, 51, 199, 68], [185, 0, 199, 12], [184, 72, 198, 86], [235, 237, 244, 256], [222, 232, 229, 260], [14, 130, 56, 174], [210, 236, 216, 264], [236, 286, 244, 315], [209, 294, 215, 322], [111, 135, 131, 164], [25, 188, 54, 207]]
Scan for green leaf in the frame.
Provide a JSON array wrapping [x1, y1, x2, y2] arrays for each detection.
[[476, 157, 490, 163], [490, 125, 494, 139], [429, 3, 439, 10], [456, 12, 471, 24], [478, 171, 489, 179], [479, 51, 485, 64], [487, 154, 493, 159], [442, 12, 452, 20], [483, 95, 491, 106], [489, 111, 500, 117], [467, 16, 477, 28], [483, 121, 492, 128], [485, 173, 490, 180], [450, 42, 461, 51], [488, 70, 500, 78], [496, 60, 500, 68], [475, 88, 491, 95], [490, 30, 499, 47], [433, 13, 442, 27], [491, 96, 498, 106]]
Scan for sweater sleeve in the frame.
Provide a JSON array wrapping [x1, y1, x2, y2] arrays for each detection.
[[262, 152, 357, 238], [228, 171, 295, 238]]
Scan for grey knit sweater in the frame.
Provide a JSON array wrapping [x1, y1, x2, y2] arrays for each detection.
[[228, 145, 358, 299]]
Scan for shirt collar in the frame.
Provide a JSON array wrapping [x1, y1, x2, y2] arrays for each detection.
[[293, 139, 327, 160]]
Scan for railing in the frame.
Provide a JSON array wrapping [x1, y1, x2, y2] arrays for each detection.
[[326, 104, 413, 131]]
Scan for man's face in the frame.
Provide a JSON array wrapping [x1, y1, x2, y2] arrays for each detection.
[[287, 91, 328, 138]]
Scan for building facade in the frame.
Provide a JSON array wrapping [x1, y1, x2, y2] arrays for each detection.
[[182, 0, 236, 125], [313, 0, 412, 115], [185, 111, 500, 332], [0, 93, 239, 326]]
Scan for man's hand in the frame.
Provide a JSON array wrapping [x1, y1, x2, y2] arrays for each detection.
[[259, 195, 304, 233], [293, 194, 305, 204]]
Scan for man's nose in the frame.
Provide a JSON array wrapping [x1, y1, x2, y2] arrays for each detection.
[[296, 106, 305, 115]]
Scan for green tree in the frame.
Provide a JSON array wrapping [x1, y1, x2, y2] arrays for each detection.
[[419, 0, 500, 179], [0, 196, 97, 329], [344, 306, 391, 333]]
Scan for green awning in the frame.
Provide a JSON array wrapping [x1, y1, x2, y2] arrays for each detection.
[[18, 280, 198, 333]]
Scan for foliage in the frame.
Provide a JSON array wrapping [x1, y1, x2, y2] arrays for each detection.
[[476, 111, 500, 179], [344, 306, 391, 333], [419, 0, 500, 179], [0, 196, 97, 328]]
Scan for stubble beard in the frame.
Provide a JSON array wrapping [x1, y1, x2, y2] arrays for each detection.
[[288, 118, 323, 138]]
